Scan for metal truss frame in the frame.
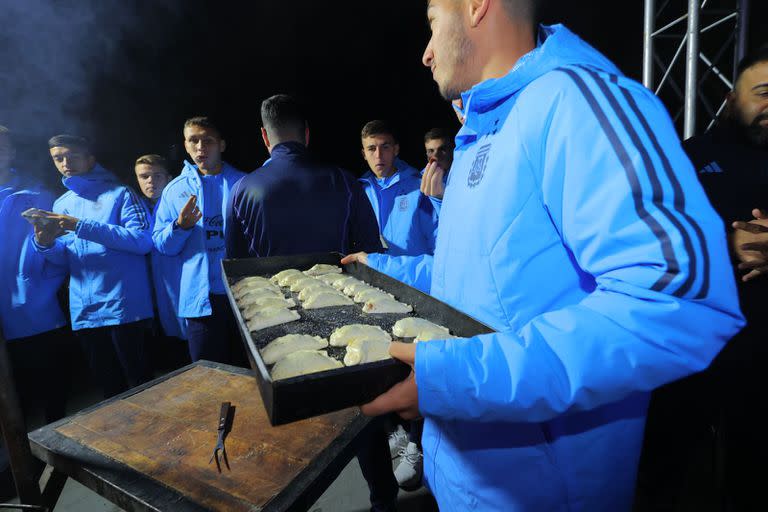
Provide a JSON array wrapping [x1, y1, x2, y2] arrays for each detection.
[[643, 0, 751, 138]]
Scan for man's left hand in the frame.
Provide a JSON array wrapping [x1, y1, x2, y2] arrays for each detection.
[[360, 342, 420, 420]]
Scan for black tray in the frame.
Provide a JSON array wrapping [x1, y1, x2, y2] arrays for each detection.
[[222, 252, 494, 425]]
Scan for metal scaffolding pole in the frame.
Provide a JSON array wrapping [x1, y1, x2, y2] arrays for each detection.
[[643, 0, 656, 88], [642, 0, 750, 138], [684, 0, 701, 138]]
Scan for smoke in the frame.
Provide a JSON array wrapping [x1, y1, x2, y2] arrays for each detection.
[[0, 0, 181, 176]]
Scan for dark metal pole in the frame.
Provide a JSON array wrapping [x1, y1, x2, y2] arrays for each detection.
[[0, 335, 42, 506]]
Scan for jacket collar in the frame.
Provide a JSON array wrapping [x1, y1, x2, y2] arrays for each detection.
[[62, 164, 118, 196], [269, 142, 308, 160], [360, 158, 419, 190]]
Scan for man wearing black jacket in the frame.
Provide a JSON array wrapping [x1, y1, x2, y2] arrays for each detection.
[[225, 94, 382, 258], [638, 45, 768, 511]]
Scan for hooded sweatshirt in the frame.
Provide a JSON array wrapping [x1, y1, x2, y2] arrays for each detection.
[[152, 161, 245, 318], [33, 164, 154, 331], [359, 158, 438, 256], [0, 170, 67, 339], [367, 25, 743, 511]]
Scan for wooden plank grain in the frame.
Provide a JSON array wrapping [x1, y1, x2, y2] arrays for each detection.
[[53, 365, 360, 511]]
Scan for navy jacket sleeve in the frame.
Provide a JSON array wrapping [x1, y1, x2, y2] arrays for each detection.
[[225, 177, 252, 258]]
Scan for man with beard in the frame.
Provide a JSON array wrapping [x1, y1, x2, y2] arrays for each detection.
[[639, 45, 768, 510], [343, 0, 744, 510]]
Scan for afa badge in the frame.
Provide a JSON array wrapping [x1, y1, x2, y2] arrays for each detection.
[[468, 144, 491, 188], [398, 196, 409, 211]]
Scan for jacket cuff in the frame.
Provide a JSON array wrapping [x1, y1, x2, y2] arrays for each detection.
[[75, 218, 94, 239], [366, 253, 387, 272]]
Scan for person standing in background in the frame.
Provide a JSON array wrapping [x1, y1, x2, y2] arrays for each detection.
[[152, 118, 246, 365], [33, 134, 153, 399], [359, 120, 439, 257], [420, 127, 455, 216]]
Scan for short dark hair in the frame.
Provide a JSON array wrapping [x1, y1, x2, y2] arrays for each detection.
[[47, 134, 92, 154], [501, 0, 541, 25], [260, 94, 307, 143], [135, 154, 169, 171], [183, 116, 223, 139], [361, 120, 398, 143], [424, 127, 454, 145], [735, 44, 768, 86]]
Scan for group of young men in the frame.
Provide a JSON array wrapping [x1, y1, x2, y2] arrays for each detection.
[[3, 0, 768, 509], [0, 100, 455, 498]]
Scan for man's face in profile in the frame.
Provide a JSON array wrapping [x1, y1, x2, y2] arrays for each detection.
[[49, 146, 95, 178], [729, 61, 768, 149]]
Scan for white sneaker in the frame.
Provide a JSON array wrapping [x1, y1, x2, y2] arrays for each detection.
[[388, 424, 409, 459], [394, 442, 423, 490]]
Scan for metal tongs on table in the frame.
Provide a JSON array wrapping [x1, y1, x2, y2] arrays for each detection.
[[209, 401, 235, 473]]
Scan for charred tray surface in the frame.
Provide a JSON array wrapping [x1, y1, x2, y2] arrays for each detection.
[[222, 252, 494, 425]]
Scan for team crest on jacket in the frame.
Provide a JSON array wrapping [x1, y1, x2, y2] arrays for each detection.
[[468, 144, 491, 188], [398, 196, 409, 211]]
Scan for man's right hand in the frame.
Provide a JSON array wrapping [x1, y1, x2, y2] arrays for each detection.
[[341, 252, 369, 266], [177, 195, 202, 230]]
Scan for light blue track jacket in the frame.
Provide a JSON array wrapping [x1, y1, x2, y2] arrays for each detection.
[[144, 200, 187, 340], [33, 165, 154, 331], [152, 161, 245, 318], [359, 159, 438, 256], [367, 25, 744, 511], [0, 171, 67, 340]]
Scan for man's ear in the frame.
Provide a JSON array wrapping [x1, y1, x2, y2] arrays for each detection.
[[220, 139, 227, 153], [305, 124, 310, 147], [468, 0, 491, 28], [87, 155, 96, 169], [261, 127, 271, 152], [394, 143, 400, 157]]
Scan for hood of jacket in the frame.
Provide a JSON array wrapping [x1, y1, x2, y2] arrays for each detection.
[[62, 164, 120, 197], [456, 24, 620, 145]]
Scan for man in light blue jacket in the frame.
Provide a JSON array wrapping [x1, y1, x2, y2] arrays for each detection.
[[33, 134, 153, 399], [152, 117, 246, 365], [0, 125, 69, 423], [359, 120, 438, 256], [420, 127, 455, 216], [343, 1, 745, 510]]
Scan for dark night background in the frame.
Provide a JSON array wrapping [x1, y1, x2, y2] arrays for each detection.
[[1, 0, 766, 189]]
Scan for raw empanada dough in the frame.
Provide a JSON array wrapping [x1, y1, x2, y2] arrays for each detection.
[[304, 264, 343, 276], [246, 307, 301, 332], [363, 297, 413, 314], [270, 350, 343, 380], [260, 334, 329, 365], [330, 324, 392, 347], [343, 339, 392, 366], [302, 291, 354, 309], [392, 317, 450, 338]]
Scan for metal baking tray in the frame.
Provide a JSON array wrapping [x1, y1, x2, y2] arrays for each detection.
[[222, 252, 494, 425]]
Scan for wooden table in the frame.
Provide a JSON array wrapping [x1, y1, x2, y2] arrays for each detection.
[[28, 361, 370, 512]]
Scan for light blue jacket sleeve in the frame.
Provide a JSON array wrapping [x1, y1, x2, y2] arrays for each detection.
[[31, 233, 72, 268], [367, 253, 433, 294], [75, 188, 152, 255], [152, 189, 193, 256], [416, 73, 744, 423]]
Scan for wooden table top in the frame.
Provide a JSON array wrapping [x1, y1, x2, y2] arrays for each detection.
[[29, 361, 369, 512]]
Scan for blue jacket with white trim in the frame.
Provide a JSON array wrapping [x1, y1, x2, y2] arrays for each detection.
[[152, 161, 245, 318], [0, 171, 67, 340], [367, 24, 743, 511], [359, 159, 438, 256], [33, 165, 154, 331]]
